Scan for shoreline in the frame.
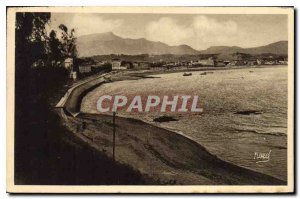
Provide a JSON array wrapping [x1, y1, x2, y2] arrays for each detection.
[[61, 110, 286, 185], [57, 66, 287, 185], [120, 64, 287, 77]]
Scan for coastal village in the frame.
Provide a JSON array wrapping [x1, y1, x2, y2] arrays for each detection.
[[63, 53, 288, 80]]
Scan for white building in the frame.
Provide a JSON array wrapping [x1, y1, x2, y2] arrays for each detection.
[[63, 58, 73, 69], [79, 65, 92, 73], [111, 59, 122, 70], [198, 57, 215, 66]]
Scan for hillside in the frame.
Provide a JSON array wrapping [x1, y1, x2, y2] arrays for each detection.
[[200, 41, 288, 58], [77, 32, 287, 58], [77, 32, 199, 57], [243, 41, 288, 55]]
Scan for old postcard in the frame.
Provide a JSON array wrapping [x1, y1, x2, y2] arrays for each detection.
[[7, 6, 294, 193]]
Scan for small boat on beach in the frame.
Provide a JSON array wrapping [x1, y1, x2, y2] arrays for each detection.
[[183, 72, 192, 76]]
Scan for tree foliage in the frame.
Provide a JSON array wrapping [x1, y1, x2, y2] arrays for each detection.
[[48, 30, 63, 65], [15, 12, 78, 100], [15, 13, 78, 69], [59, 24, 77, 59], [15, 12, 51, 71]]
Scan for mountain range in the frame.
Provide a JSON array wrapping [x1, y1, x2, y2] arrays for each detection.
[[77, 32, 288, 57]]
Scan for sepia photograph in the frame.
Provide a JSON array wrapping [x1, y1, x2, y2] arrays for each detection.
[[6, 6, 294, 193]]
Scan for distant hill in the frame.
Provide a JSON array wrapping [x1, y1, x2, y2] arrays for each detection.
[[77, 32, 287, 58], [200, 41, 288, 60], [77, 32, 199, 57], [242, 41, 288, 55]]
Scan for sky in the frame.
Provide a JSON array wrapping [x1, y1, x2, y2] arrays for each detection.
[[49, 13, 288, 50]]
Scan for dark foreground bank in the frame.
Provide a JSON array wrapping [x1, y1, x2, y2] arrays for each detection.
[[14, 68, 150, 185]]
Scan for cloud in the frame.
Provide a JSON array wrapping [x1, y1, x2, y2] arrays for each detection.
[[49, 13, 286, 50], [145, 16, 239, 49], [146, 17, 192, 46], [193, 16, 238, 36], [192, 16, 238, 48], [49, 14, 124, 37], [71, 14, 123, 36]]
